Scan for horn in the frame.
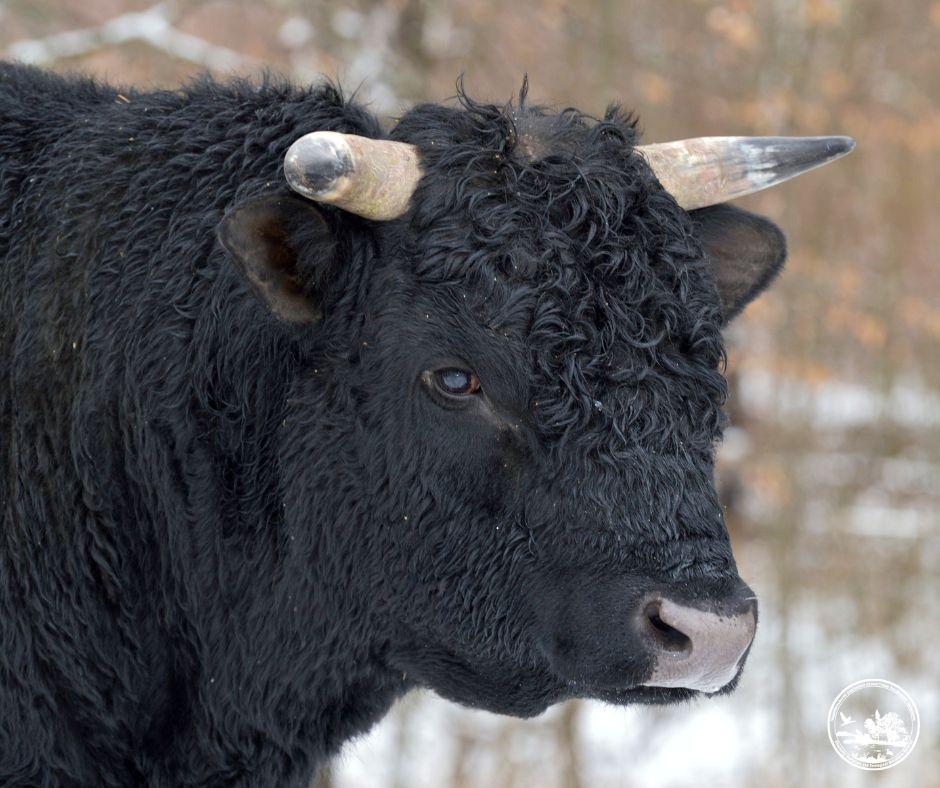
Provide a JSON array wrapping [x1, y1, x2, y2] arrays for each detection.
[[636, 136, 855, 210], [284, 132, 423, 221]]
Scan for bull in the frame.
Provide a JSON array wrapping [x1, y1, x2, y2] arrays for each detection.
[[0, 63, 852, 786]]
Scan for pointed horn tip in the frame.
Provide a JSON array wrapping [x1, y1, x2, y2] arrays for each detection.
[[824, 135, 855, 158], [284, 132, 354, 199], [723, 134, 855, 163]]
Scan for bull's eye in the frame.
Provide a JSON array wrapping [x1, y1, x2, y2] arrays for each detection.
[[434, 368, 480, 396], [422, 365, 481, 407]]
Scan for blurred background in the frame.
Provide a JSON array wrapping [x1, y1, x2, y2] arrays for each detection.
[[3, 1, 937, 785]]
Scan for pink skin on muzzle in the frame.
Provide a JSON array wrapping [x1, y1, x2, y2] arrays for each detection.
[[638, 596, 757, 693]]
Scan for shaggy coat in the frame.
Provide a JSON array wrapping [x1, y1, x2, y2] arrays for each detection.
[[0, 64, 784, 786]]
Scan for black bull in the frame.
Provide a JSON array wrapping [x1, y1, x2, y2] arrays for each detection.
[[0, 63, 850, 786]]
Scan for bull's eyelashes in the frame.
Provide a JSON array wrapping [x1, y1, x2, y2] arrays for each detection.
[[421, 365, 481, 408]]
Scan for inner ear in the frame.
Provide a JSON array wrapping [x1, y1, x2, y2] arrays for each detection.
[[690, 203, 788, 324], [217, 194, 336, 325]]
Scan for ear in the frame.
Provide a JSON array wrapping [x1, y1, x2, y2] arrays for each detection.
[[690, 203, 787, 324], [217, 193, 337, 325]]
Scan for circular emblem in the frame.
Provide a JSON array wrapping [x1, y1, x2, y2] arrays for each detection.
[[828, 679, 919, 770]]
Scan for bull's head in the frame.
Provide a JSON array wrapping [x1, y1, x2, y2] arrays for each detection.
[[217, 89, 851, 714]]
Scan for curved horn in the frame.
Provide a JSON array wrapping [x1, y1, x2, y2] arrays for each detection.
[[636, 136, 855, 210], [284, 132, 423, 221]]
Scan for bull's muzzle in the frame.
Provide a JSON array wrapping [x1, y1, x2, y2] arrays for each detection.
[[637, 594, 757, 693]]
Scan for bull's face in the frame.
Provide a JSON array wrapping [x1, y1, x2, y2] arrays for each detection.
[[218, 92, 851, 715]]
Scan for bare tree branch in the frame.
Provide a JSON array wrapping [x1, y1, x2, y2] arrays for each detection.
[[5, 2, 254, 71]]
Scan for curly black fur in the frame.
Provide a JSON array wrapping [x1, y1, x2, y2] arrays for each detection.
[[1, 65, 778, 786]]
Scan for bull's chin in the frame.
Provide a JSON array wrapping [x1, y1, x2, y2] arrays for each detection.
[[568, 659, 747, 706], [387, 641, 735, 717], [389, 641, 568, 717]]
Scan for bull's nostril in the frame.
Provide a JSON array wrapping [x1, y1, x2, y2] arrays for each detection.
[[639, 595, 757, 692], [643, 601, 692, 655]]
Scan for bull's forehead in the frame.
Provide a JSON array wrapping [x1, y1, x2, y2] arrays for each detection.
[[407, 216, 727, 457], [402, 99, 720, 332], [397, 99, 728, 453]]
